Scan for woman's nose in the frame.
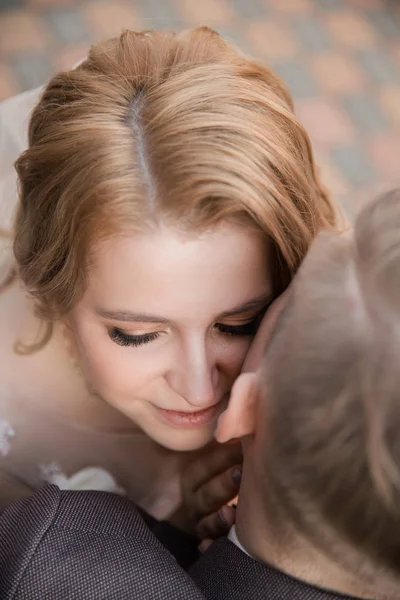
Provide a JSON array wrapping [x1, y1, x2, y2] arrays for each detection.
[[168, 343, 219, 409], [185, 366, 217, 408]]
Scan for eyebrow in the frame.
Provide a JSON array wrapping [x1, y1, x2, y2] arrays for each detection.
[[95, 292, 273, 324], [217, 293, 273, 319]]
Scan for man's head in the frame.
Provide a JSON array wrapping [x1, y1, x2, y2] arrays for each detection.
[[217, 190, 400, 589]]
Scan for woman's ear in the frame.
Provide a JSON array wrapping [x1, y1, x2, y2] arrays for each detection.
[[216, 372, 259, 443]]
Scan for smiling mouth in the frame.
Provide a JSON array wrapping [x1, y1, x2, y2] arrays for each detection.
[[155, 402, 224, 428]]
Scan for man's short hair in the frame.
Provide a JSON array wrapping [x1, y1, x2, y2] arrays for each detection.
[[261, 190, 400, 581]]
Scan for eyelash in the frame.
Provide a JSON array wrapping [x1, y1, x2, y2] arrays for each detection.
[[214, 316, 261, 337], [108, 329, 160, 348], [108, 311, 267, 348]]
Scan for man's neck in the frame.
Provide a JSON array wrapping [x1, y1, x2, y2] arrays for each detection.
[[235, 477, 397, 600]]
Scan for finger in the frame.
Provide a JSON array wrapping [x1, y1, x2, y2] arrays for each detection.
[[198, 539, 213, 553], [183, 441, 242, 496], [196, 504, 236, 540], [192, 465, 242, 518]]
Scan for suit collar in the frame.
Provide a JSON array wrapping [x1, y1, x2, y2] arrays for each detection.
[[190, 538, 366, 600]]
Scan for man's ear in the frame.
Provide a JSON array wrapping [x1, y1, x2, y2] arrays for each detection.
[[216, 372, 259, 443]]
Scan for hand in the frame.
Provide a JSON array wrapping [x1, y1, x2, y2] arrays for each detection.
[[169, 441, 242, 540]]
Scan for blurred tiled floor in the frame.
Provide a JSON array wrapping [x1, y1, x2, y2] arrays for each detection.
[[1, 0, 400, 216]]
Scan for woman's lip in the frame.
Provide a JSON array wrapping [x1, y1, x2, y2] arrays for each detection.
[[155, 403, 223, 428]]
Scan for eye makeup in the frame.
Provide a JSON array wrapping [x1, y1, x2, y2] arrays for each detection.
[[214, 303, 271, 338], [108, 329, 161, 347], [108, 303, 272, 348]]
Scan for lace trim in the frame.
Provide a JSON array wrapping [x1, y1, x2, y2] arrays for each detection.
[[39, 461, 126, 495]]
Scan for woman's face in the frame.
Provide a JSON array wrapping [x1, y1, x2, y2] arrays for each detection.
[[69, 223, 271, 451]]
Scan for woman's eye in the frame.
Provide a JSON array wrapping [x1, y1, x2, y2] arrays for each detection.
[[108, 328, 160, 347], [215, 317, 261, 337], [215, 305, 272, 338]]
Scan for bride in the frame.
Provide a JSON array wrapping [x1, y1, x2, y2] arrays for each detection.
[[0, 26, 341, 519]]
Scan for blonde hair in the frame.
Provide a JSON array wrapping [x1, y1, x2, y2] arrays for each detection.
[[264, 190, 400, 582], [14, 27, 339, 327]]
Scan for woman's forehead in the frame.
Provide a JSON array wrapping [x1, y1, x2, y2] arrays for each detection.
[[82, 223, 272, 323]]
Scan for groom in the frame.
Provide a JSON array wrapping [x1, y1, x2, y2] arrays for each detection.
[[1, 191, 400, 599], [191, 189, 400, 600]]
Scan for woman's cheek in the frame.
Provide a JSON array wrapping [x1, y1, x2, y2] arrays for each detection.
[[86, 347, 158, 399], [79, 340, 130, 392], [220, 338, 254, 377]]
